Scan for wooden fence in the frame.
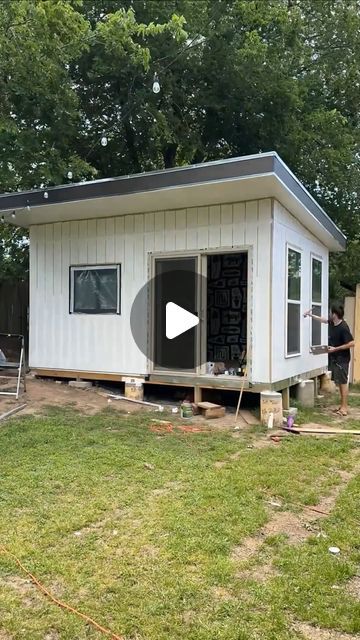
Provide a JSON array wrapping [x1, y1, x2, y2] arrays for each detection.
[[345, 284, 360, 384], [0, 280, 29, 349]]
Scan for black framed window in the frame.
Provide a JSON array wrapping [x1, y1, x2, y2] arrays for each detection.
[[311, 257, 322, 346], [287, 247, 301, 356], [70, 265, 121, 314]]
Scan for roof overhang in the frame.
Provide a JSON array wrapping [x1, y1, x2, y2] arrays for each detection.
[[0, 152, 346, 251]]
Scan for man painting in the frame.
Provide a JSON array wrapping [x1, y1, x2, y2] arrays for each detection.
[[304, 304, 355, 416]]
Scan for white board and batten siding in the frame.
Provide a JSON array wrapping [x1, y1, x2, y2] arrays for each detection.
[[29, 199, 273, 382], [271, 200, 329, 383]]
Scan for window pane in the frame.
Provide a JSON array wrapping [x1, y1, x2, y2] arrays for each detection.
[[288, 249, 301, 301], [311, 304, 322, 346], [73, 268, 119, 313], [287, 302, 300, 354], [312, 259, 322, 303]]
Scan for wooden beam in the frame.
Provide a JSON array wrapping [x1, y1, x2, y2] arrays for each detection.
[[281, 387, 290, 410], [353, 284, 360, 384], [34, 368, 124, 382]]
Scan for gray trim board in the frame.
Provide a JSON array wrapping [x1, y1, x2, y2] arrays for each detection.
[[0, 151, 346, 248]]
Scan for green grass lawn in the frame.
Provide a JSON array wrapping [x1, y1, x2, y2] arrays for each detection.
[[0, 405, 360, 640]]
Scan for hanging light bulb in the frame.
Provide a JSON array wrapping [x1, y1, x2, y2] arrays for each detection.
[[26, 203, 30, 211], [152, 72, 160, 94], [67, 170, 73, 180], [44, 191, 49, 199], [101, 135, 108, 147], [1, 215, 4, 223], [11, 210, 16, 219]]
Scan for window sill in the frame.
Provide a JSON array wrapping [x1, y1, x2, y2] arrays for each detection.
[[285, 352, 301, 359]]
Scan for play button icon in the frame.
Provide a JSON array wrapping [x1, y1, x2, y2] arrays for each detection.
[[166, 302, 199, 340]]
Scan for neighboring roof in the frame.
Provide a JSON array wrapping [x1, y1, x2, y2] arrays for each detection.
[[0, 152, 346, 250]]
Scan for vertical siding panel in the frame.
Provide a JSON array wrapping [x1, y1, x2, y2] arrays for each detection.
[[36, 226, 46, 366], [175, 209, 186, 249], [232, 202, 246, 246], [197, 206, 209, 249], [186, 207, 198, 249], [87, 220, 97, 262], [60, 222, 70, 370], [220, 203, 233, 246], [245, 201, 259, 382], [29, 227, 38, 366], [70, 221, 79, 265], [78, 220, 88, 263], [144, 212, 155, 257], [208, 205, 221, 247], [96, 219, 106, 263], [164, 210, 176, 251], [53, 223, 62, 295], [105, 218, 115, 263], [154, 211, 165, 251]]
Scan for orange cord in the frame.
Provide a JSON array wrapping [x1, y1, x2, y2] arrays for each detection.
[[0, 545, 124, 640]]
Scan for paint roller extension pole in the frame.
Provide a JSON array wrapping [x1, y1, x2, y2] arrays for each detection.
[[234, 368, 247, 424]]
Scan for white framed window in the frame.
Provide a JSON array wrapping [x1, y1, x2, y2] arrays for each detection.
[[286, 246, 301, 356], [311, 256, 322, 346], [70, 265, 121, 314]]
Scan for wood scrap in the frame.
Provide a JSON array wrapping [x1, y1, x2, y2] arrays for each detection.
[[0, 404, 27, 422], [238, 409, 260, 426], [282, 425, 360, 435], [197, 402, 225, 419]]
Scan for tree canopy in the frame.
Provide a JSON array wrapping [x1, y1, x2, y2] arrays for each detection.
[[0, 0, 359, 294]]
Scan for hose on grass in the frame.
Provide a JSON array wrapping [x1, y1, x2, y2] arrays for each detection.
[[0, 545, 124, 640]]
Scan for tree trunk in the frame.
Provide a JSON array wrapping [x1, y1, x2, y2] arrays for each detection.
[[163, 143, 178, 168]]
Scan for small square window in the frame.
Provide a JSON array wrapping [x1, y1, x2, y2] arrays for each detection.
[[70, 265, 121, 314]]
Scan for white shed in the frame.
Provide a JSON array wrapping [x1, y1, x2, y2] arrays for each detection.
[[1, 152, 345, 401]]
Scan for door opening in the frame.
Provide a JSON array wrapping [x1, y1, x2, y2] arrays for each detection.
[[206, 252, 248, 370]]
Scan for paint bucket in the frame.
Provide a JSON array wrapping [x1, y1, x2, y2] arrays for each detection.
[[260, 391, 283, 428], [180, 402, 193, 419]]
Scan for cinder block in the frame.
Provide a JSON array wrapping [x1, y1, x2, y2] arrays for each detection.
[[296, 379, 315, 408], [68, 380, 92, 390]]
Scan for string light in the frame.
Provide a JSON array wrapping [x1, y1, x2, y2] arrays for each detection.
[[152, 72, 160, 94], [101, 136, 108, 147], [11, 210, 16, 219], [1, 215, 4, 223], [44, 191, 49, 199], [67, 171, 73, 180]]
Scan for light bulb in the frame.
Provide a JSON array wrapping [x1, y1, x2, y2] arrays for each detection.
[[26, 204, 30, 211], [152, 73, 160, 94], [44, 191, 49, 199], [67, 171, 73, 180], [11, 211, 16, 219], [101, 136, 108, 147], [1, 216, 4, 223]]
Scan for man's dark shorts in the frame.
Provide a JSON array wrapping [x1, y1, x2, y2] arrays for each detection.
[[330, 357, 349, 385]]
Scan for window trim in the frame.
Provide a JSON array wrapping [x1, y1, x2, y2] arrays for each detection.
[[69, 264, 121, 315], [310, 254, 323, 347], [285, 244, 302, 358]]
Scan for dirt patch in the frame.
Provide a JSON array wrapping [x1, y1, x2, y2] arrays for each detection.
[[0, 575, 41, 608], [0, 631, 13, 640], [232, 536, 262, 563], [346, 576, 360, 600], [138, 545, 159, 559], [236, 562, 280, 583], [211, 586, 235, 601], [0, 377, 151, 418], [214, 460, 227, 469], [44, 632, 60, 640], [294, 621, 360, 640]]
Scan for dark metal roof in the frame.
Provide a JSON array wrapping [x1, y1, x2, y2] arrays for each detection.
[[0, 152, 346, 248]]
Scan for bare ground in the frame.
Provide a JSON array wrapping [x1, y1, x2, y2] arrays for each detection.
[[0, 377, 154, 418], [294, 621, 360, 640]]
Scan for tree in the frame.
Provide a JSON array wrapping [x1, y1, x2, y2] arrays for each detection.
[[0, 0, 359, 295]]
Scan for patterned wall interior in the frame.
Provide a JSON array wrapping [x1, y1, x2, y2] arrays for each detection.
[[207, 252, 248, 364]]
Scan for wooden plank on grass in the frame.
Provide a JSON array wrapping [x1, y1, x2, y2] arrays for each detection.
[[239, 409, 260, 425], [282, 425, 360, 435]]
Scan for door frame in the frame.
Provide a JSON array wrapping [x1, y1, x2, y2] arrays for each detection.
[[147, 247, 252, 377]]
